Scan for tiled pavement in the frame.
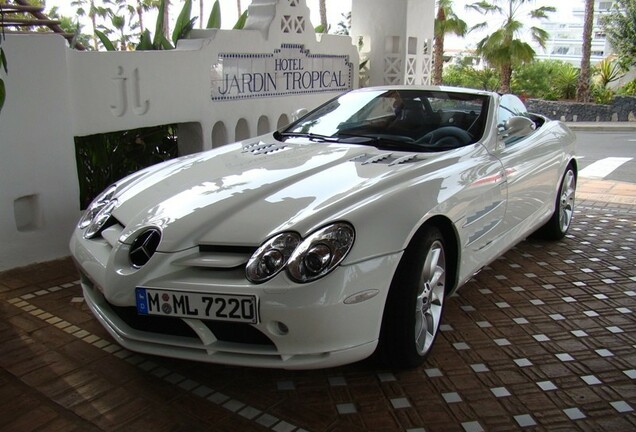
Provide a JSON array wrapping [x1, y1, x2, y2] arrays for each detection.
[[1, 180, 635, 431]]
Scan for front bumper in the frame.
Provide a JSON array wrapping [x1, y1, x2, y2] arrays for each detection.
[[71, 229, 403, 369]]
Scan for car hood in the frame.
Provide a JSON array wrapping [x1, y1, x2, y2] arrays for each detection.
[[112, 135, 444, 252]]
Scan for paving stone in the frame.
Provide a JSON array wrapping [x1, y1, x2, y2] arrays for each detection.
[[2, 200, 636, 431]]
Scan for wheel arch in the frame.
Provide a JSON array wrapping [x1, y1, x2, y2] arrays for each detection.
[[568, 157, 578, 177], [397, 215, 460, 296], [554, 156, 578, 207], [418, 215, 460, 295], [377, 214, 460, 367]]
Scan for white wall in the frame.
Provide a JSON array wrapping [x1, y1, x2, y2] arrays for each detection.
[[351, 0, 434, 86], [0, 35, 79, 269], [0, 0, 358, 271]]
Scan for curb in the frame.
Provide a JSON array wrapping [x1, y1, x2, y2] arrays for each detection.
[[565, 122, 636, 132]]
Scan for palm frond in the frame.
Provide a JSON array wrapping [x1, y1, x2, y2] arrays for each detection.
[[530, 26, 550, 47], [530, 6, 556, 19], [466, 1, 501, 14], [469, 21, 489, 33]]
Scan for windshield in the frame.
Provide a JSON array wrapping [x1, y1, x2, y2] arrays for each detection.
[[281, 89, 490, 151]]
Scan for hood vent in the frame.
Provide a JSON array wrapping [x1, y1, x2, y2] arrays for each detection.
[[351, 153, 420, 166], [242, 142, 288, 155]]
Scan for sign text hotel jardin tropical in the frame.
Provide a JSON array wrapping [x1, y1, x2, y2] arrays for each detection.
[[211, 44, 353, 100]]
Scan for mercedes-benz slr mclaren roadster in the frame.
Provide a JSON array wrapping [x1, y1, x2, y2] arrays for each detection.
[[70, 86, 576, 369]]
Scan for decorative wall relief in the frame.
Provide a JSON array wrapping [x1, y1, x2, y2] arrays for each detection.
[[110, 66, 150, 117]]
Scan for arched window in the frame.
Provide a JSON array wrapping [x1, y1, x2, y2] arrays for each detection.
[[212, 121, 227, 148], [257, 115, 271, 135], [235, 118, 250, 141], [277, 114, 290, 129]]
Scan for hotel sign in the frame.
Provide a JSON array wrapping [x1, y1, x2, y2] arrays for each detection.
[[210, 44, 353, 101]]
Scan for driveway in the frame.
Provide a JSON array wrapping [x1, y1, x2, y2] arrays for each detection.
[[1, 180, 635, 431]]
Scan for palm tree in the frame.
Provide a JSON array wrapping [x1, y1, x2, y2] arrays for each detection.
[[433, 0, 467, 85], [237, 0, 242, 16], [468, 0, 555, 93], [108, 0, 137, 50], [576, 0, 594, 102], [71, 0, 110, 50], [319, 0, 328, 33], [136, 0, 160, 33]]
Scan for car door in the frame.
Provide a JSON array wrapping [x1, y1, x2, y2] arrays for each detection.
[[450, 141, 509, 281], [494, 95, 562, 237]]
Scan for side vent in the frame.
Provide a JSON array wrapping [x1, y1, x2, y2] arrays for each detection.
[[350, 153, 420, 166], [243, 142, 288, 155]]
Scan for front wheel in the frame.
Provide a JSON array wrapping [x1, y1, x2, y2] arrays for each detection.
[[536, 165, 576, 240], [380, 227, 447, 368]]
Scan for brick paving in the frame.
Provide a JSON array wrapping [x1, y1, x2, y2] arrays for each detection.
[[1, 181, 635, 431]]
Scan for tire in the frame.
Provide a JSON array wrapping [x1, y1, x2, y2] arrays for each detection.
[[380, 226, 447, 368], [536, 165, 576, 240]]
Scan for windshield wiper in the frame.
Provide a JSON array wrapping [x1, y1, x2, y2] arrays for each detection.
[[275, 131, 380, 145], [337, 133, 425, 152], [275, 131, 425, 151], [276, 131, 341, 142]]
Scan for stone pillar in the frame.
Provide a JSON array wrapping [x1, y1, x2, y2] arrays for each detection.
[[351, 0, 434, 87]]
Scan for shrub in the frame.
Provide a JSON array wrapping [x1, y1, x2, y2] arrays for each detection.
[[593, 58, 626, 88], [75, 125, 178, 208], [618, 78, 636, 96], [512, 60, 578, 100], [591, 83, 615, 105], [442, 65, 500, 91]]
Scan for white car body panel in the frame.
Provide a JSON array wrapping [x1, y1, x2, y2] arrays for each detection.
[[70, 86, 576, 369]]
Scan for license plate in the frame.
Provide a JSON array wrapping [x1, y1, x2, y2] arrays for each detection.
[[135, 287, 258, 324]]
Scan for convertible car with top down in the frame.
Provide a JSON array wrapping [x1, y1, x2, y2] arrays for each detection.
[[70, 86, 577, 369]]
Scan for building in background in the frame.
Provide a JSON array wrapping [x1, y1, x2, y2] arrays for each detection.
[[535, 0, 614, 66]]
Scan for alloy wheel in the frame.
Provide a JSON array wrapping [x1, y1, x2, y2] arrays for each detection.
[[414, 240, 446, 355]]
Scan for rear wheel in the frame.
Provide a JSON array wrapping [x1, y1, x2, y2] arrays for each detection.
[[536, 165, 576, 240], [380, 227, 447, 368]]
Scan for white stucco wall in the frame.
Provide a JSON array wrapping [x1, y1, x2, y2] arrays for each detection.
[[0, 35, 79, 269], [351, 0, 434, 86], [0, 0, 358, 271]]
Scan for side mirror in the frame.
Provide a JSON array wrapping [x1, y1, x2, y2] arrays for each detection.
[[499, 116, 536, 139], [291, 108, 308, 122]]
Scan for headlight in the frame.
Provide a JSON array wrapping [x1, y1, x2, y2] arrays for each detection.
[[84, 199, 117, 239], [78, 184, 118, 238], [246, 232, 301, 283], [287, 222, 355, 283]]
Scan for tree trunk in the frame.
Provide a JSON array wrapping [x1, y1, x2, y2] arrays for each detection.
[[237, 0, 241, 17], [91, 13, 98, 50], [137, 6, 144, 33], [433, 34, 444, 85], [199, 0, 204, 28], [319, 0, 327, 32], [432, 5, 446, 85], [500, 63, 512, 94], [162, 0, 170, 41], [576, 0, 594, 102]]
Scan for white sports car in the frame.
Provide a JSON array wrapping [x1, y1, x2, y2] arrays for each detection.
[[70, 86, 576, 369]]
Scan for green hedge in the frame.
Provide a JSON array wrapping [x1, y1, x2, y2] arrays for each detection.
[[74, 125, 178, 209]]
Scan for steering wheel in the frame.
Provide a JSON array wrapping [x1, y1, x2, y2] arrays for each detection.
[[416, 126, 473, 147]]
